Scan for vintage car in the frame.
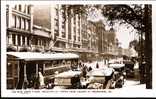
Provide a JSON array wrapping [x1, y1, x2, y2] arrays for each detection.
[[53, 70, 81, 89], [108, 62, 126, 88], [81, 68, 115, 89], [124, 60, 135, 78]]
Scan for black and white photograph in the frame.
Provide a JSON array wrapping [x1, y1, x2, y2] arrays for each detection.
[[1, 0, 156, 98]]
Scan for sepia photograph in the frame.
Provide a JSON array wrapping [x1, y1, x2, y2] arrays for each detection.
[[1, 0, 156, 98]]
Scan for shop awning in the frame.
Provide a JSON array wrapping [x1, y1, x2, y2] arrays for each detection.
[[7, 52, 79, 61]]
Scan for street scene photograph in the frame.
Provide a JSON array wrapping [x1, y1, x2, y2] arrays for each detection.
[[1, 0, 155, 97]]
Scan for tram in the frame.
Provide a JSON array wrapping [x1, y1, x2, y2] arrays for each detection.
[[7, 52, 79, 89]]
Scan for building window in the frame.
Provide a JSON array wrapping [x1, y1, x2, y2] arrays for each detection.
[[74, 15, 76, 25], [39, 39, 41, 46], [27, 37, 30, 46], [6, 11, 9, 27], [54, 18, 59, 29], [22, 36, 25, 46], [24, 19, 26, 30], [62, 32, 65, 38], [68, 18, 71, 40], [16, 16, 20, 29], [24, 5, 27, 13], [14, 5, 17, 10], [26, 20, 29, 30], [21, 18, 24, 29], [28, 5, 31, 14], [43, 40, 45, 47], [17, 35, 21, 46], [19, 17, 21, 29], [28, 20, 31, 31], [35, 38, 38, 45], [74, 35, 76, 41], [19, 5, 21, 11], [12, 34, 16, 45], [14, 16, 17, 28], [78, 37, 80, 41], [55, 8, 58, 16], [11, 15, 15, 28]]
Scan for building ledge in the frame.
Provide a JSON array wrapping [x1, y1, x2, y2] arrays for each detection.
[[12, 9, 31, 19], [7, 28, 31, 34]]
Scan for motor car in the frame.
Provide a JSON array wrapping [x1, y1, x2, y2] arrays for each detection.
[[53, 70, 81, 89], [108, 62, 126, 88], [124, 60, 135, 78], [83, 68, 115, 89]]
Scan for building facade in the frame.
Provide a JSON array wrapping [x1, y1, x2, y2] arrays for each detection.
[[6, 4, 121, 89], [7, 4, 33, 52], [50, 5, 82, 52], [6, 4, 33, 89], [6, 4, 84, 89]]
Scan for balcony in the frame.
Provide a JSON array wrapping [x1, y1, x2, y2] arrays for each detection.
[[7, 44, 31, 52]]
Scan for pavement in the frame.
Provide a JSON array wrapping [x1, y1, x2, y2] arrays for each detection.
[[111, 79, 155, 97], [122, 79, 146, 89]]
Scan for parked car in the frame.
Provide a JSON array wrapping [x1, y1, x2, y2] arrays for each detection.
[[83, 68, 115, 89], [124, 60, 135, 78], [53, 70, 81, 89], [108, 62, 126, 88]]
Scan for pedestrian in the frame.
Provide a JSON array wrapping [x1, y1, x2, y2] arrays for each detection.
[[82, 66, 87, 78], [96, 62, 99, 69], [88, 66, 92, 72]]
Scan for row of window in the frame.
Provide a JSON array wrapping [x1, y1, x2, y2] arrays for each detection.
[[32, 38, 49, 47], [14, 5, 31, 14], [8, 34, 30, 46], [12, 14, 30, 31], [8, 33, 51, 49], [54, 7, 81, 40]]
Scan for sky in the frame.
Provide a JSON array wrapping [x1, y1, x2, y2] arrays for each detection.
[[113, 22, 138, 48], [88, 7, 138, 49]]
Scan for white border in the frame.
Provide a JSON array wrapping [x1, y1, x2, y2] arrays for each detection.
[[1, 0, 156, 97]]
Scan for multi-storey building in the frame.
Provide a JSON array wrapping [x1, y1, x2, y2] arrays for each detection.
[[6, 4, 51, 89], [95, 21, 106, 54], [6, 4, 84, 89], [6, 4, 33, 89], [50, 5, 82, 52], [94, 21, 119, 62], [85, 20, 98, 61], [7, 4, 33, 52], [6, 4, 120, 89]]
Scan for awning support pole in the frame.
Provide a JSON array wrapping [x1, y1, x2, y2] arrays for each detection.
[[43, 63, 45, 74], [23, 62, 28, 89], [36, 63, 38, 78]]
